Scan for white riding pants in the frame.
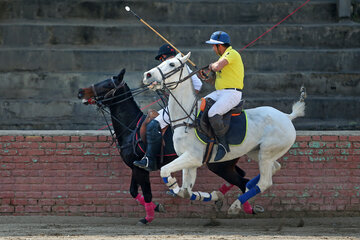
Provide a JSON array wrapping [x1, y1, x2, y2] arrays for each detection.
[[205, 89, 242, 117]]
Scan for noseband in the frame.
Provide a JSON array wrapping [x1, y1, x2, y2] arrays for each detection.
[[151, 60, 209, 131], [155, 59, 186, 90], [91, 76, 125, 98]]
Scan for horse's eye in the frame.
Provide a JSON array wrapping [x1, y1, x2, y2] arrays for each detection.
[[169, 63, 175, 67]]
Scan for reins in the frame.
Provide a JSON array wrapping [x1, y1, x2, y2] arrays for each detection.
[[92, 83, 149, 148], [155, 62, 208, 131]]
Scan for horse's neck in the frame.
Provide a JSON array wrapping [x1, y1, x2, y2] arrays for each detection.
[[167, 67, 196, 122], [109, 98, 142, 142]]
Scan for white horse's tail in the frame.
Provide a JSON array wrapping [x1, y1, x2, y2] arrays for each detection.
[[288, 86, 306, 121]]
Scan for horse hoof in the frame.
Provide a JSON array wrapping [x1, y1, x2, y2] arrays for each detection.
[[166, 190, 177, 197], [154, 203, 166, 213], [137, 218, 148, 225], [253, 205, 264, 214], [215, 199, 224, 211], [214, 191, 224, 211]]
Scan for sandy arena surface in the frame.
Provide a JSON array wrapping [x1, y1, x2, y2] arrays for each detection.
[[0, 216, 359, 240]]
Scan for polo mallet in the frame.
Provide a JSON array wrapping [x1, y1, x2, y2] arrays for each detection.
[[125, 6, 197, 68]]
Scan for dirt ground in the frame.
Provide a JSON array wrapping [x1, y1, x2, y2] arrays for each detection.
[[0, 216, 359, 240]]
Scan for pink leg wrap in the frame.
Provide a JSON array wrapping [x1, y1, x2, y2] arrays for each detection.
[[135, 194, 145, 206], [136, 194, 157, 209], [219, 183, 234, 195], [243, 201, 253, 214], [145, 202, 155, 223]]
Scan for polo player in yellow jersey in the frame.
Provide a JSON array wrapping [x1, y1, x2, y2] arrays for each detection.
[[204, 31, 244, 161]]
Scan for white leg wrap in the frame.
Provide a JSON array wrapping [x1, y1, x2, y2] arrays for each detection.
[[188, 190, 222, 202], [165, 176, 180, 194]]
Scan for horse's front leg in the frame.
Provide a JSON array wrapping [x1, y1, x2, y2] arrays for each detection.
[[160, 151, 202, 197], [178, 168, 223, 202], [180, 168, 197, 198]]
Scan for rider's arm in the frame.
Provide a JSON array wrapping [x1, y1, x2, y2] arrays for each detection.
[[209, 58, 228, 72], [186, 65, 202, 93]]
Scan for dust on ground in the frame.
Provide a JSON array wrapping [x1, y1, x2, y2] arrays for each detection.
[[0, 216, 359, 240]]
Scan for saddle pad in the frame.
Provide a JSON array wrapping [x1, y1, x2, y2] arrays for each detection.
[[195, 110, 248, 146]]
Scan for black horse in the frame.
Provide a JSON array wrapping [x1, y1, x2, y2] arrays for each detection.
[[78, 69, 257, 224]]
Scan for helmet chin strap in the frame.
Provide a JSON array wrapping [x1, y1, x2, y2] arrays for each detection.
[[215, 44, 222, 56]]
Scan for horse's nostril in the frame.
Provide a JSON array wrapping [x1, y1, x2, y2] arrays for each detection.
[[146, 73, 151, 78], [78, 89, 84, 99]]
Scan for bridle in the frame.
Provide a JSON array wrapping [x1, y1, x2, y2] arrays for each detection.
[[152, 59, 208, 131], [91, 76, 120, 98], [90, 80, 149, 150], [156, 58, 186, 90]]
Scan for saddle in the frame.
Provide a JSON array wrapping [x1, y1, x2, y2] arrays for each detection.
[[195, 98, 246, 163], [196, 98, 244, 139]]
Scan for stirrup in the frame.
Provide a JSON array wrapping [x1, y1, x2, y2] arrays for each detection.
[[134, 156, 156, 172]]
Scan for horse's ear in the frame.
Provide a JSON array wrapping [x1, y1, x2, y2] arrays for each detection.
[[118, 68, 126, 81], [175, 52, 182, 58], [180, 52, 191, 63]]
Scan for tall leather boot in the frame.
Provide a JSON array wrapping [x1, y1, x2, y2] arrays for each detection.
[[133, 120, 162, 171], [209, 114, 230, 161]]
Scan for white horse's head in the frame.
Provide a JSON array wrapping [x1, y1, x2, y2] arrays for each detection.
[[143, 52, 191, 90]]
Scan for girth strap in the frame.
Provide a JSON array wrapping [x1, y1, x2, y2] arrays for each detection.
[[202, 138, 215, 164]]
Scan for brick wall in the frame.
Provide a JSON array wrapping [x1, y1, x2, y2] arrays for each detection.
[[0, 130, 359, 218]]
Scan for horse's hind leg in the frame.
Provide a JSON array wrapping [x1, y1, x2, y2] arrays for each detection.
[[207, 159, 248, 193], [207, 159, 254, 214]]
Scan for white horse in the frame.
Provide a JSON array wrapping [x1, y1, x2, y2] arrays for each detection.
[[142, 52, 306, 214]]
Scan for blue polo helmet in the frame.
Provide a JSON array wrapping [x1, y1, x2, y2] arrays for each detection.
[[205, 31, 230, 45]]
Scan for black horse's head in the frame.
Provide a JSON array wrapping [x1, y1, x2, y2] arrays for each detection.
[[78, 69, 128, 104]]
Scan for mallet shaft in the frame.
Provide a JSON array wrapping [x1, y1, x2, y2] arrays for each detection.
[[125, 6, 196, 67]]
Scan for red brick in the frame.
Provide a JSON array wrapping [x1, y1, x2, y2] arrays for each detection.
[[336, 142, 351, 148], [53, 136, 70, 142], [71, 136, 80, 142], [6, 142, 39, 149], [93, 142, 111, 148], [18, 149, 45, 156], [66, 142, 84, 149], [98, 136, 108, 142], [25, 136, 43, 142], [349, 136, 360, 141], [15, 136, 25, 141], [321, 136, 339, 141], [24, 206, 42, 213], [312, 136, 321, 141], [52, 205, 68, 212], [0, 198, 11, 205], [55, 149, 73, 155], [43, 136, 52, 142], [295, 136, 311, 141], [81, 136, 98, 142], [15, 206, 25, 212], [0, 205, 14, 213], [0, 136, 15, 142], [0, 149, 18, 156], [80, 205, 96, 212], [39, 142, 57, 149], [339, 136, 348, 141], [38, 199, 56, 206]]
